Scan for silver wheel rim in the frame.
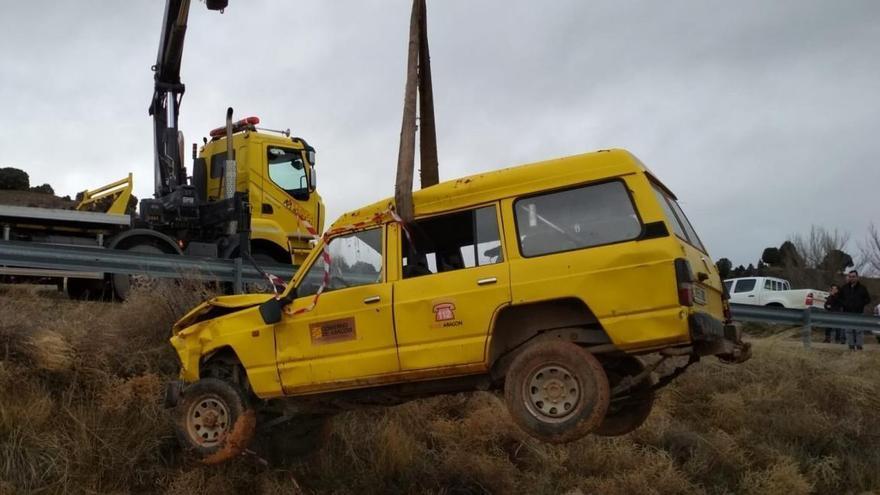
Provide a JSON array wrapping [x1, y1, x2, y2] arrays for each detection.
[[522, 363, 581, 423], [186, 394, 231, 447]]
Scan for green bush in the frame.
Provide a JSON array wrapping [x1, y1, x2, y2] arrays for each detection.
[[0, 167, 29, 191]]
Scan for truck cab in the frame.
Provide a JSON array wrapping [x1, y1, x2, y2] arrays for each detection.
[[195, 121, 324, 265]]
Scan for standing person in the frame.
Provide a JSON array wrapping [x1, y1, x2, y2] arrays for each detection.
[[823, 284, 844, 343], [875, 302, 880, 344], [838, 270, 871, 351]]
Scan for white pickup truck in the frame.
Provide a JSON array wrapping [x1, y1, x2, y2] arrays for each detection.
[[724, 276, 828, 309]]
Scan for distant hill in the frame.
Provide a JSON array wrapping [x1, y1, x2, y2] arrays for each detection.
[[0, 190, 76, 209]]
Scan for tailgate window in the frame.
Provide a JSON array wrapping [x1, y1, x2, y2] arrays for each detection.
[[650, 182, 707, 253]]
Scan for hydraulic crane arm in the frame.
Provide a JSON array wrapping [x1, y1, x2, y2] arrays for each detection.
[[149, 0, 228, 198]]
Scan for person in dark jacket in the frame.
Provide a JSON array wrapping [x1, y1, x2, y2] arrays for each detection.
[[838, 270, 871, 350], [823, 284, 844, 343]]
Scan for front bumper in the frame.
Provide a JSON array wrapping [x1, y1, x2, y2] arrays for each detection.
[[689, 312, 752, 363]]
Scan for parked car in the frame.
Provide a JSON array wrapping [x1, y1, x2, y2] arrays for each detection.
[[724, 276, 828, 309], [166, 149, 751, 464]]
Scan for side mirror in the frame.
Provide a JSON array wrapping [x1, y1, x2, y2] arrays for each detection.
[[309, 168, 317, 192], [258, 298, 283, 325]]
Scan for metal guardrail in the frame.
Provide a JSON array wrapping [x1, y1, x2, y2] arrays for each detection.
[[730, 303, 880, 348], [0, 240, 297, 293]]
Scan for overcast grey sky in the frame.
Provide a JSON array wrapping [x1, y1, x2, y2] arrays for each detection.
[[0, 0, 877, 266]]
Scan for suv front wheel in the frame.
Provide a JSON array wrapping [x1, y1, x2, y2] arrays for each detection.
[[503, 340, 610, 443], [174, 378, 256, 463]]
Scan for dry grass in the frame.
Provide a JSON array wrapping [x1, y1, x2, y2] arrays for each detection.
[[1, 284, 879, 494]]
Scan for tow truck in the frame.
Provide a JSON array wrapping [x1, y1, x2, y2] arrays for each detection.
[[0, 0, 324, 299]]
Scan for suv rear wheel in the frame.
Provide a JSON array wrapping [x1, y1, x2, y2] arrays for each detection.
[[503, 340, 609, 443], [174, 378, 255, 463], [595, 355, 655, 436]]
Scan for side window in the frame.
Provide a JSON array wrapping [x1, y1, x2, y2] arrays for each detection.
[[723, 280, 733, 294], [734, 279, 756, 293], [514, 181, 642, 257], [297, 228, 383, 296], [764, 279, 772, 290], [267, 146, 308, 195], [402, 206, 503, 279]]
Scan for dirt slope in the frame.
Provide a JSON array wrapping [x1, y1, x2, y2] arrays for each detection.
[[0, 284, 879, 494]]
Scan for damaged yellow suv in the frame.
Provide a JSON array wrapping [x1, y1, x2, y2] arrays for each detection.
[[167, 149, 750, 463]]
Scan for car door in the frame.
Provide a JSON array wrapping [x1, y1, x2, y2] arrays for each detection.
[[393, 205, 511, 370], [730, 278, 757, 305], [275, 227, 399, 393]]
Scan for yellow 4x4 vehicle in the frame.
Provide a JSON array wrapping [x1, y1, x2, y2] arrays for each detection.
[[167, 149, 750, 463]]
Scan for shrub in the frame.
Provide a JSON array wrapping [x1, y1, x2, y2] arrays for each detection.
[[0, 167, 29, 190]]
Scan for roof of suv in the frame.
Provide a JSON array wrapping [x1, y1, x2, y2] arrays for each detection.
[[327, 148, 647, 234]]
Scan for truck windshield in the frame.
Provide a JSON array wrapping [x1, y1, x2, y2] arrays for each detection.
[[268, 146, 308, 195], [650, 182, 707, 253]]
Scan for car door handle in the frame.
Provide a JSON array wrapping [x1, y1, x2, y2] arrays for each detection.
[[748, 295, 755, 298], [477, 277, 497, 286], [363, 296, 381, 304]]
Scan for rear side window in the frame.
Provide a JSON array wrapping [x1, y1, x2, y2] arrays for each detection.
[[514, 181, 642, 257], [650, 183, 707, 253], [723, 280, 733, 293], [734, 279, 756, 293]]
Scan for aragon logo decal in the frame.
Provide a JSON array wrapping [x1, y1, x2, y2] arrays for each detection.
[[432, 302, 463, 328]]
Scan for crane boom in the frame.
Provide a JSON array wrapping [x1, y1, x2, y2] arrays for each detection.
[[149, 0, 227, 198]]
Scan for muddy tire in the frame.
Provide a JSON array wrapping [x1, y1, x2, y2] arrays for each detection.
[[256, 414, 331, 465], [174, 378, 255, 463], [504, 340, 610, 444], [595, 356, 655, 437], [112, 242, 168, 300]]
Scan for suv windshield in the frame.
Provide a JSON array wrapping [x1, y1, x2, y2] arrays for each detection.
[[650, 182, 706, 253]]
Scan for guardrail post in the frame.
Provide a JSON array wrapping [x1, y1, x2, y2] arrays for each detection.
[[233, 257, 243, 294], [802, 306, 812, 349]]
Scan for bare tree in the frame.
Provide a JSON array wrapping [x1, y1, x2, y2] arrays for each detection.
[[789, 226, 851, 270], [860, 223, 880, 276]]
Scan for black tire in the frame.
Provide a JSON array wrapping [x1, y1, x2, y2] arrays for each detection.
[[504, 340, 610, 444], [595, 356, 655, 437], [112, 242, 168, 300], [174, 378, 255, 463], [255, 414, 331, 465], [243, 251, 287, 294]]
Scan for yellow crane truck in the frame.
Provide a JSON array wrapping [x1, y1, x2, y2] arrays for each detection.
[[0, 0, 323, 299]]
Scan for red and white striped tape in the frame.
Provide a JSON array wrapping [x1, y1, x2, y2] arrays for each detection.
[[280, 205, 411, 316]]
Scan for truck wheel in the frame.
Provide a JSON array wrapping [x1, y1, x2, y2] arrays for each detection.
[[256, 414, 331, 465], [595, 356, 655, 437], [174, 378, 255, 464], [112, 242, 167, 300], [504, 340, 609, 444], [243, 252, 285, 294]]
